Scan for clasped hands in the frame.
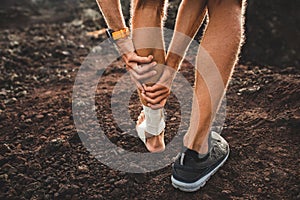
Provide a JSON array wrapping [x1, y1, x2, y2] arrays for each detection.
[[122, 52, 176, 109]]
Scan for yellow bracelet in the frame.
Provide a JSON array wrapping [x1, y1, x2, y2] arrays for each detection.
[[111, 27, 130, 41]]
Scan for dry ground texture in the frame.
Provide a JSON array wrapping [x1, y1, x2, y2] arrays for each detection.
[[0, 0, 299, 199]]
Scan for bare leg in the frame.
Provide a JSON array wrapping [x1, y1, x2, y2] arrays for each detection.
[[131, 0, 167, 152], [133, 0, 206, 152], [140, 0, 207, 111], [131, 0, 166, 85], [184, 0, 245, 154], [166, 0, 207, 70]]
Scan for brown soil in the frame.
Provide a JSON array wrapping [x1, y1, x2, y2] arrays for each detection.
[[0, 0, 299, 199]]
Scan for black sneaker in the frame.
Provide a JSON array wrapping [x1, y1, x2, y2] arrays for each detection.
[[171, 131, 229, 192]]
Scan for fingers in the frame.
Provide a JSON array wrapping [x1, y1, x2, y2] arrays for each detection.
[[123, 53, 153, 65], [141, 83, 170, 107], [135, 62, 157, 75], [129, 62, 157, 75], [123, 53, 157, 82], [144, 87, 169, 99], [133, 55, 153, 64], [130, 67, 157, 82], [143, 83, 170, 93], [141, 91, 169, 106]]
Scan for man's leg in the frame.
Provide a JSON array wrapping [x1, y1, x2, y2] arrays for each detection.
[[184, 0, 245, 154], [131, 0, 166, 81], [166, 0, 207, 70], [172, 0, 245, 192], [131, 0, 167, 152]]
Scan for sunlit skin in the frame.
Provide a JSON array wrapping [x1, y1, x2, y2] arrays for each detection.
[[97, 0, 245, 153]]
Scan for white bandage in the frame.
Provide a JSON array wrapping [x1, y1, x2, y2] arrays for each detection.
[[143, 105, 165, 136]]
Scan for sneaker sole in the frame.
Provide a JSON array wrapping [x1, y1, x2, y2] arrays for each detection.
[[171, 146, 230, 192]]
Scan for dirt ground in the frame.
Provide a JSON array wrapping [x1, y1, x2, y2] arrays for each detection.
[[0, 0, 299, 199]]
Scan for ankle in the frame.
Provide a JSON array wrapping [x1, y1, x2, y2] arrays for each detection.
[[184, 135, 209, 154], [186, 143, 209, 155], [183, 128, 210, 154], [143, 105, 165, 135]]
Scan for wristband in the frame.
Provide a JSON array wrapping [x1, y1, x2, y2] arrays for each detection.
[[106, 27, 130, 42]]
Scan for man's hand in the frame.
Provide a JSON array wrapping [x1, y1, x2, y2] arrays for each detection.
[[142, 84, 169, 109], [142, 66, 177, 109], [122, 52, 157, 91]]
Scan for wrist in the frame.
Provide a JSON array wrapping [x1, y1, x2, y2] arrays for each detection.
[[106, 27, 135, 54], [115, 37, 135, 54]]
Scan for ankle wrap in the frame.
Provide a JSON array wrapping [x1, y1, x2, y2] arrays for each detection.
[[143, 105, 165, 135]]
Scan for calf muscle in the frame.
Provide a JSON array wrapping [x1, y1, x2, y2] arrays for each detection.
[[131, 0, 167, 87]]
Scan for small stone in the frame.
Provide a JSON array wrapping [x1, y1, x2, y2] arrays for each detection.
[[16, 90, 27, 97], [0, 174, 8, 181], [257, 188, 262, 193], [170, 117, 176, 121], [78, 165, 89, 173], [0, 144, 12, 154], [222, 189, 232, 194], [71, 19, 83, 27], [264, 177, 270, 182], [36, 114, 44, 119], [0, 90, 7, 97], [4, 98, 17, 105], [61, 51, 71, 56], [24, 118, 32, 123], [40, 136, 47, 141]]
